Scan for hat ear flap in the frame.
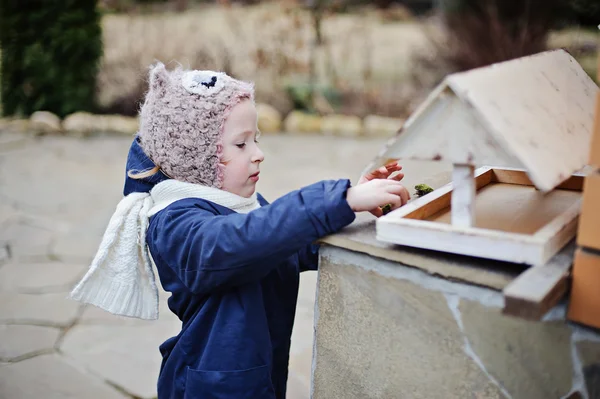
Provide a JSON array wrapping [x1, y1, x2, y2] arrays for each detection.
[[148, 62, 169, 96]]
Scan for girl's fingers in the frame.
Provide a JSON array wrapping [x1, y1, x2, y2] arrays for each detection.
[[382, 192, 403, 208], [390, 195, 405, 210], [399, 188, 410, 205], [390, 172, 404, 181], [364, 163, 402, 182], [384, 181, 407, 194], [370, 207, 383, 218]]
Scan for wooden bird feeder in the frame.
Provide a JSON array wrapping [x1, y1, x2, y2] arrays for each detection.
[[371, 49, 599, 265]]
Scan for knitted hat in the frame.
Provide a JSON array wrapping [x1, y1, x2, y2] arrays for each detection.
[[138, 63, 255, 188]]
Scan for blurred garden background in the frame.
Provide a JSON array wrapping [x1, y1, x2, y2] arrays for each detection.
[[0, 0, 598, 128]]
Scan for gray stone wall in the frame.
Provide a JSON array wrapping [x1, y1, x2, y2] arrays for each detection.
[[312, 246, 600, 399]]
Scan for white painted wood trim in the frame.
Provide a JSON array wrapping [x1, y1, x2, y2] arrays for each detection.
[[391, 181, 453, 218], [377, 166, 583, 265], [390, 166, 492, 220], [536, 199, 582, 263], [451, 164, 476, 227], [376, 218, 544, 265]]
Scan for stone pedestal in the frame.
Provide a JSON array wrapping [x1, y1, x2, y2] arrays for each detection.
[[311, 219, 600, 399]]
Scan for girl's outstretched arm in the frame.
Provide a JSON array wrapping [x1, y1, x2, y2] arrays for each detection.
[[148, 179, 356, 295]]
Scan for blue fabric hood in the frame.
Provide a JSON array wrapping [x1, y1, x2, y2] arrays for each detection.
[[123, 136, 170, 196]]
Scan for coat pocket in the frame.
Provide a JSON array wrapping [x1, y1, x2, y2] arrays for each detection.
[[184, 364, 275, 399]]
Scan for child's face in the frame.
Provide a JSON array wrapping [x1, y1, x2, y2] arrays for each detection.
[[219, 99, 264, 198]]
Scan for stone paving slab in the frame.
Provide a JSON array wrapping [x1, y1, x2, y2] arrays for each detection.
[[0, 202, 17, 226], [0, 261, 85, 293], [61, 323, 180, 399], [0, 354, 129, 399], [0, 292, 81, 326], [0, 324, 61, 361], [0, 220, 56, 262], [0, 133, 431, 398]]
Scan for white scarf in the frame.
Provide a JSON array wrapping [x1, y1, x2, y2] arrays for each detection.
[[69, 179, 261, 320]]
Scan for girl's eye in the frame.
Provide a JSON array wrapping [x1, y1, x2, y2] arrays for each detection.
[[254, 139, 259, 144], [236, 143, 246, 149]]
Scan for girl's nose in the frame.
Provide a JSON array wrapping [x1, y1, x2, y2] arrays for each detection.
[[253, 147, 265, 163]]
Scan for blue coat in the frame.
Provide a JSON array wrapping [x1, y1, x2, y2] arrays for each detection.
[[123, 137, 356, 399]]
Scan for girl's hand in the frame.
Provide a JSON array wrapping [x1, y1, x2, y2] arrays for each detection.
[[346, 179, 410, 216], [358, 161, 404, 185], [354, 160, 408, 217]]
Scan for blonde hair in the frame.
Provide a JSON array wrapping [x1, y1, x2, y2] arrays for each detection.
[[127, 165, 161, 180]]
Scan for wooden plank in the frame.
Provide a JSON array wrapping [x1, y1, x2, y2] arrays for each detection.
[[377, 217, 543, 265], [577, 171, 600, 251], [492, 167, 585, 190], [403, 184, 452, 220], [591, 60, 600, 165], [556, 174, 586, 191], [430, 183, 580, 237], [451, 164, 475, 227], [491, 168, 534, 185], [378, 167, 582, 265], [568, 247, 600, 329], [402, 167, 492, 220], [589, 94, 600, 166], [503, 240, 576, 320], [536, 199, 582, 262]]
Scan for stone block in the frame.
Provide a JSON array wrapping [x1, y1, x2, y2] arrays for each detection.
[[312, 247, 598, 399], [30, 111, 62, 134], [283, 111, 322, 133], [63, 112, 138, 136], [0, 354, 128, 398], [576, 338, 600, 397], [312, 253, 503, 399], [459, 299, 573, 398], [0, 119, 30, 134], [257, 103, 282, 133], [320, 114, 363, 137], [363, 115, 403, 137]]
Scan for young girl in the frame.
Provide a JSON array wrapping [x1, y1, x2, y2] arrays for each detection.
[[71, 63, 409, 399]]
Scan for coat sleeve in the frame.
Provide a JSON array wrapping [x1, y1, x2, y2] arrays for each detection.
[[298, 243, 320, 272], [147, 179, 355, 295]]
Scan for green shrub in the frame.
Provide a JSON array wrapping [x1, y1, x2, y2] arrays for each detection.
[[0, 0, 102, 117]]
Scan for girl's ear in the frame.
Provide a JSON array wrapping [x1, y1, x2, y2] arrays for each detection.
[[148, 62, 169, 96]]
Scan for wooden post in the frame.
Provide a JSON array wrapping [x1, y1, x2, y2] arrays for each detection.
[[451, 164, 475, 228]]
